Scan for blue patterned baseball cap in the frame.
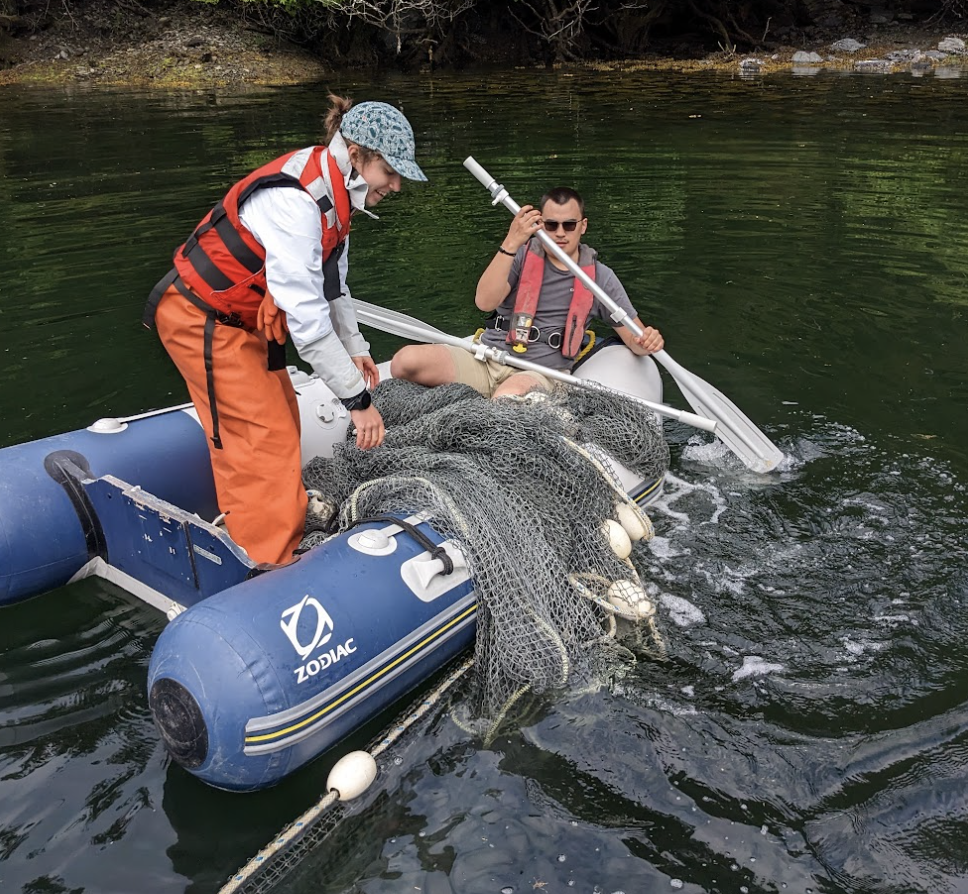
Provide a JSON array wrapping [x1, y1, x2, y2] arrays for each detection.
[[340, 101, 427, 182]]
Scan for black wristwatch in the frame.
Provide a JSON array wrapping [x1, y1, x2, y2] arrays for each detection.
[[340, 389, 372, 411]]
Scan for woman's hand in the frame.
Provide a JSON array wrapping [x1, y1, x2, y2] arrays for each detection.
[[256, 293, 288, 345], [352, 355, 380, 389], [350, 404, 385, 450]]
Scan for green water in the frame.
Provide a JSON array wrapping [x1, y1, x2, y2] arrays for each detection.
[[1, 70, 967, 893]]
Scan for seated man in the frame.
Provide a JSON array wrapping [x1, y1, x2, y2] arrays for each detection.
[[390, 186, 664, 398]]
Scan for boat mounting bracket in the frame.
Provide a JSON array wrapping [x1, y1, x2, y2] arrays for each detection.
[[77, 473, 256, 611]]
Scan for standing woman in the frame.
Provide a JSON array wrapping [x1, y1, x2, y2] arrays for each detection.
[[145, 95, 427, 566]]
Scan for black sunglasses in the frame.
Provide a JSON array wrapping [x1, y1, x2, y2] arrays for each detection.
[[543, 219, 581, 233]]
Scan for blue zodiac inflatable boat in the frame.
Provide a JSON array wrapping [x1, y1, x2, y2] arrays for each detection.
[[0, 346, 663, 791]]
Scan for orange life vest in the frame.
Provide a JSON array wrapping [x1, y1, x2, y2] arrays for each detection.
[[172, 145, 352, 330], [509, 242, 597, 359]]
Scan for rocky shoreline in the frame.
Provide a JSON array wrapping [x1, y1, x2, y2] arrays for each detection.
[[0, 1, 965, 88], [0, 2, 329, 88]]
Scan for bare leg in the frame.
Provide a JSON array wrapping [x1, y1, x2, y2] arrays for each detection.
[[390, 344, 459, 386], [492, 371, 548, 399]]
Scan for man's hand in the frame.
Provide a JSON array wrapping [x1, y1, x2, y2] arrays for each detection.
[[633, 326, 664, 355], [350, 404, 385, 450], [352, 355, 380, 389], [256, 293, 288, 345], [502, 204, 543, 254]]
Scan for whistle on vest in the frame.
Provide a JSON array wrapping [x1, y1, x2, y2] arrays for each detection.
[[507, 311, 534, 354]]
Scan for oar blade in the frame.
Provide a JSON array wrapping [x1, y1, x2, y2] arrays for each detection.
[[674, 375, 784, 473], [354, 299, 448, 343]]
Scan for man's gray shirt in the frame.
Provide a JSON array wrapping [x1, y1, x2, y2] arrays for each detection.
[[479, 243, 639, 371]]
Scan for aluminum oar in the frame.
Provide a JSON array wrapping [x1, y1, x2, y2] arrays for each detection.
[[462, 156, 784, 474], [353, 298, 716, 433]]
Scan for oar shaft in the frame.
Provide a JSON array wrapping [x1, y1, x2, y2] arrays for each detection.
[[354, 301, 716, 432], [464, 156, 644, 338], [463, 158, 783, 473]]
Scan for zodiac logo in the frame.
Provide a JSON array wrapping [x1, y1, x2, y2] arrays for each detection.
[[280, 595, 334, 660]]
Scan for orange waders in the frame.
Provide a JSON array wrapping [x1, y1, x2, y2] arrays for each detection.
[[153, 284, 308, 566]]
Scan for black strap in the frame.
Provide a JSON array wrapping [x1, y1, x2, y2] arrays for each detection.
[[267, 340, 287, 372], [236, 174, 305, 209], [143, 267, 180, 329], [345, 515, 454, 575], [213, 212, 264, 274], [484, 315, 564, 350], [322, 240, 345, 303], [143, 272, 226, 450], [181, 194, 266, 291], [182, 241, 237, 292], [182, 200, 222, 257], [43, 450, 107, 562], [184, 198, 264, 275], [172, 279, 226, 450]]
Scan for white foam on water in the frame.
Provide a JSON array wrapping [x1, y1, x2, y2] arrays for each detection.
[[651, 470, 729, 527], [659, 592, 706, 627], [841, 635, 888, 661], [646, 535, 684, 560], [701, 563, 755, 596], [681, 435, 802, 477], [731, 656, 784, 682], [873, 613, 918, 628], [681, 436, 741, 470], [642, 692, 699, 717], [842, 496, 889, 515]]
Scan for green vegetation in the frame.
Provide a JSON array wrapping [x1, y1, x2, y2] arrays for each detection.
[[1, 0, 965, 71]]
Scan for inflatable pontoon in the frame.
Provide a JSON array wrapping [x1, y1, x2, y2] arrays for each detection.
[[0, 345, 664, 791]]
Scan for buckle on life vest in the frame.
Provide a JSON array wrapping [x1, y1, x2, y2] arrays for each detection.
[[214, 310, 246, 329], [487, 315, 563, 348]]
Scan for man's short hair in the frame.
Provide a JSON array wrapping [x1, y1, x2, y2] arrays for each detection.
[[540, 187, 585, 217]]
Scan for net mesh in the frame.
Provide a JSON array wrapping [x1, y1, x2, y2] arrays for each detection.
[[220, 657, 475, 894], [301, 378, 669, 729]]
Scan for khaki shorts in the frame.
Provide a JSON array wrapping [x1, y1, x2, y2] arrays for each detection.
[[445, 345, 556, 398]]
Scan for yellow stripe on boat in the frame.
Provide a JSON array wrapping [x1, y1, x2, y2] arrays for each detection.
[[634, 475, 664, 504], [245, 603, 478, 745]]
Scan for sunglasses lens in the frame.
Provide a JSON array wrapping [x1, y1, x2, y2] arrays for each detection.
[[543, 220, 579, 232]]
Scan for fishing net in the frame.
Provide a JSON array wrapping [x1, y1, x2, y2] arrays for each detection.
[[300, 378, 669, 732], [221, 380, 668, 893]]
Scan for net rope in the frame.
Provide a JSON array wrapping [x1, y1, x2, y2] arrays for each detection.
[[219, 657, 475, 894]]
